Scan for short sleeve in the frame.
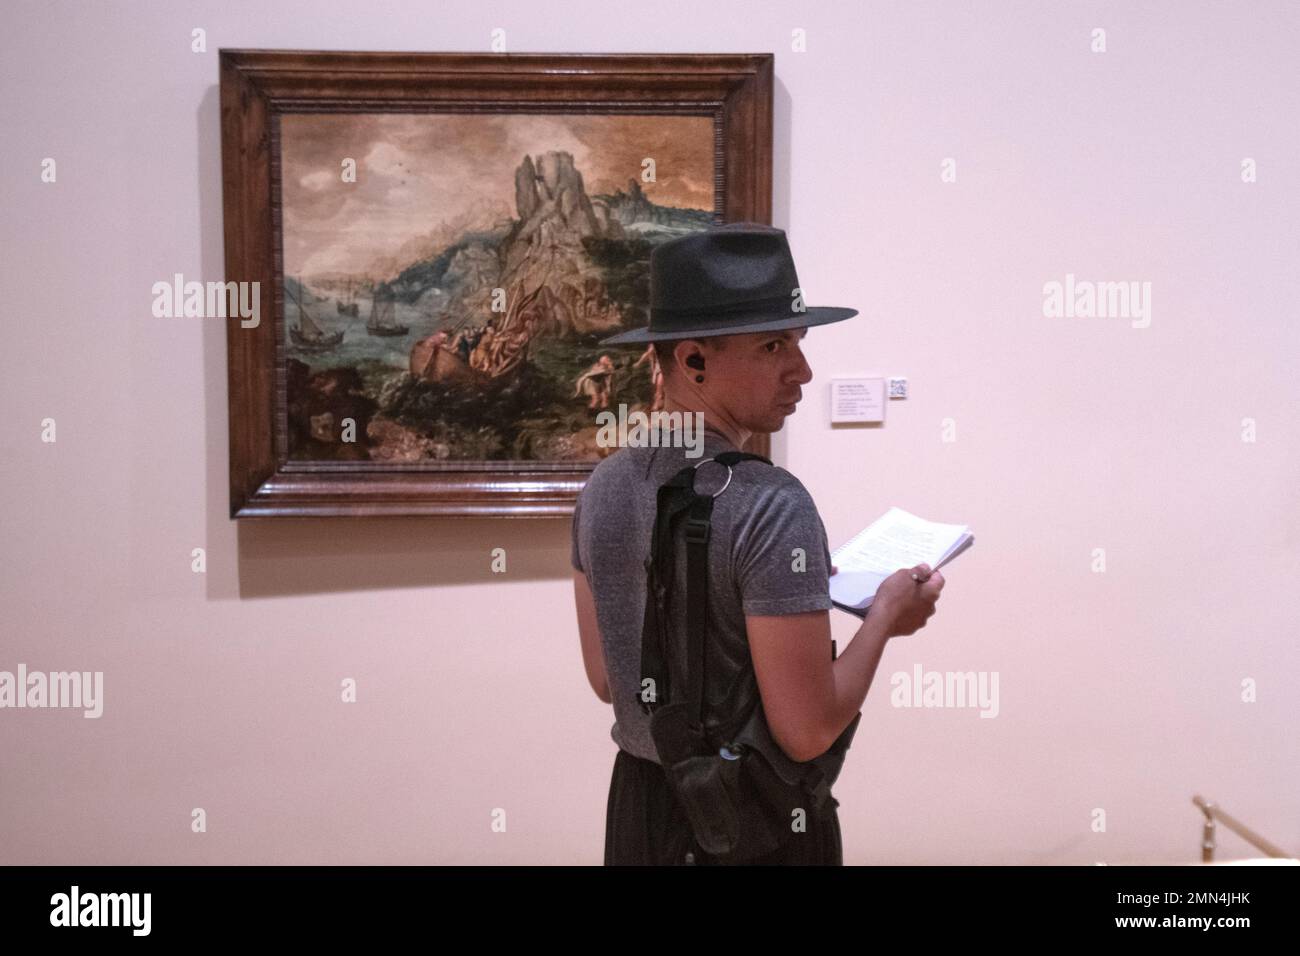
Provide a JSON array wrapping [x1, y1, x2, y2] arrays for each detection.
[[570, 492, 584, 572], [735, 478, 833, 616]]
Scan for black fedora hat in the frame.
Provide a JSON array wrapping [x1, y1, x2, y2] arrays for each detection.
[[598, 221, 859, 345]]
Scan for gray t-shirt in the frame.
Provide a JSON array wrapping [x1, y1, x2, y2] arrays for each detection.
[[571, 427, 834, 763]]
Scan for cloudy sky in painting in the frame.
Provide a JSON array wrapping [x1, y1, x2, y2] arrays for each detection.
[[280, 113, 714, 278]]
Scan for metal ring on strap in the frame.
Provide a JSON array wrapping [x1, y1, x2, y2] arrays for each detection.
[[691, 457, 733, 498]]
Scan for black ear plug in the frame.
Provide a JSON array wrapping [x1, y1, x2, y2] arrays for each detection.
[[685, 355, 705, 370]]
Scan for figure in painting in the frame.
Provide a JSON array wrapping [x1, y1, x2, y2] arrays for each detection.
[[491, 313, 537, 377], [573, 354, 616, 411], [632, 343, 665, 412], [469, 325, 497, 371]]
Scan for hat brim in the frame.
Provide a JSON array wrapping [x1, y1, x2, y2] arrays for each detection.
[[596, 306, 860, 346]]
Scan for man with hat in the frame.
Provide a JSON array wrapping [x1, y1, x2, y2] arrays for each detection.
[[571, 222, 945, 865]]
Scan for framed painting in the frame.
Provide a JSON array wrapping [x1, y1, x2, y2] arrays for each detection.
[[219, 50, 773, 517]]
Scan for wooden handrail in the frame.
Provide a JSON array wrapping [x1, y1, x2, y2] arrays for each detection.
[[1193, 794, 1293, 862]]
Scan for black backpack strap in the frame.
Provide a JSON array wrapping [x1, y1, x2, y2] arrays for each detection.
[[642, 447, 769, 723], [683, 450, 771, 728], [683, 492, 714, 729], [639, 449, 774, 728], [637, 468, 696, 716]]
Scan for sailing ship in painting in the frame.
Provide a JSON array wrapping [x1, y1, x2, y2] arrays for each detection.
[[409, 281, 539, 387], [286, 276, 345, 350], [366, 292, 409, 337], [336, 277, 360, 317], [283, 146, 711, 461]]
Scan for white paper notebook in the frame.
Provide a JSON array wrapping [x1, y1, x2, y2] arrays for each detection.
[[829, 507, 974, 618]]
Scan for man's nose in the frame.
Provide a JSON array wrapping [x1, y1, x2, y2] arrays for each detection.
[[788, 348, 813, 384]]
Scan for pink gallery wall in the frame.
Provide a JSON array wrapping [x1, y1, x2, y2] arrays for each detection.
[[1, 1, 1296, 866]]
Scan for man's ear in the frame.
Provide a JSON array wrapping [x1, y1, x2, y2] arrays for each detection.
[[681, 338, 711, 367], [670, 339, 693, 374]]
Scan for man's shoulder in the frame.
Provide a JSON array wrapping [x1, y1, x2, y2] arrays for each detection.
[[577, 446, 648, 504], [579, 446, 814, 507], [730, 459, 815, 504]]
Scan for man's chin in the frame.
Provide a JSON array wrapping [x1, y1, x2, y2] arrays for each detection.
[[737, 412, 788, 436]]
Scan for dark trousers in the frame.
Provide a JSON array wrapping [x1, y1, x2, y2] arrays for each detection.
[[604, 748, 843, 865]]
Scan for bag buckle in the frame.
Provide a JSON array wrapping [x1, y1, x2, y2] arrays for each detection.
[[684, 518, 710, 545]]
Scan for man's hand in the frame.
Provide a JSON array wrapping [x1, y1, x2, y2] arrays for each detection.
[[870, 563, 945, 638]]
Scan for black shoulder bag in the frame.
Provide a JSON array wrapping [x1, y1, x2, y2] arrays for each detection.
[[637, 449, 863, 863]]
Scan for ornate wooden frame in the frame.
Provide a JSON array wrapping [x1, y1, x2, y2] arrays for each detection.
[[219, 50, 773, 518]]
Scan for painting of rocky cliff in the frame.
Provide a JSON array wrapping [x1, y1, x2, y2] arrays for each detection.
[[278, 113, 714, 463]]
